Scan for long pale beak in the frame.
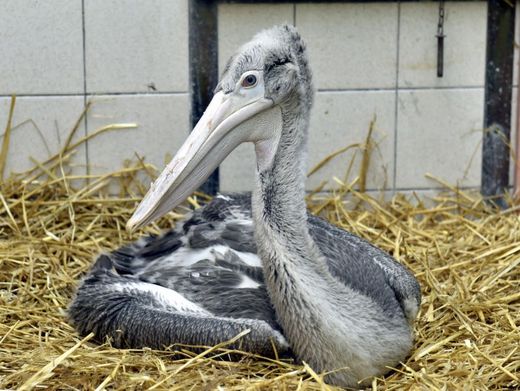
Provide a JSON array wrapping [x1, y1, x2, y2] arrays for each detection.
[[127, 91, 273, 230]]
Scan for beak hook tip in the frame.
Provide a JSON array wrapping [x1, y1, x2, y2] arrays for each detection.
[[126, 217, 139, 233]]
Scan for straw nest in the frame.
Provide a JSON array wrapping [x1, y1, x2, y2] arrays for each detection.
[[0, 103, 519, 390]]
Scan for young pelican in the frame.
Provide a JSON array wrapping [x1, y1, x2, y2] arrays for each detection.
[[69, 25, 421, 388]]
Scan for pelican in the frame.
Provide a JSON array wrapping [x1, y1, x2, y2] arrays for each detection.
[[69, 25, 421, 388]]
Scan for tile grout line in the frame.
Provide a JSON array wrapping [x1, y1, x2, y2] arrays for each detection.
[[84, 91, 190, 97], [0, 91, 190, 98], [0, 87, 486, 99], [293, 3, 296, 26], [317, 85, 485, 93], [81, 0, 89, 177], [392, 1, 401, 195]]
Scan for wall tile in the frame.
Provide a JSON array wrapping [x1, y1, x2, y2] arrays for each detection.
[[396, 89, 484, 189], [307, 91, 395, 191], [85, 0, 188, 93], [399, 2, 487, 88], [220, 91, 396, 192], [0, 0, 84, 94], [296, 3, 398, 89], [86, 94, 189, 185], [0, 96, 86, 176], [218, 3, 294, 72]]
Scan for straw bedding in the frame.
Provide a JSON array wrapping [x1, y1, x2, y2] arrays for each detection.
[[0, 111, 519, 390]]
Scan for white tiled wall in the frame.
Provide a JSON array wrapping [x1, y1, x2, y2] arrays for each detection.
[[0, 96, 87, 175], [297, 3, 399, 90], [0, 1, 512, 194], [395, 88, 484, 189], [0, 1, 84, 95], [84, 0, 188, 93], [399, 2, 487, 88], [86, 94, 189, 174], [307, 91, 396, 191], [0, 0, 190, 186]]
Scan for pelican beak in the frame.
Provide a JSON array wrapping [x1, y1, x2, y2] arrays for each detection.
[[127, 90, 273, 230]]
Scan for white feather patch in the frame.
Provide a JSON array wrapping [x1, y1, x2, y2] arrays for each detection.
[[237, 275, 261, 289], [111, 281, 210, 315], [160, 245, 232, 267], [234, 251, 262, 267]]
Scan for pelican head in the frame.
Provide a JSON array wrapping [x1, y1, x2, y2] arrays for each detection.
[[128, 25, 313, 230]]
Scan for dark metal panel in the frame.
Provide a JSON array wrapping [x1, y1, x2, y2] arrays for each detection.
[[189, 0, 219, 195], [481, 0, 515, 206]]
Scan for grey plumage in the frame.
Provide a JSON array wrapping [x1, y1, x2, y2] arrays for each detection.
[[71, 255, 287, 356], [69, 25, 421, 388]]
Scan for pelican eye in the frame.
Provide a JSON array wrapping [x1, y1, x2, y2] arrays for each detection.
[[241, 74, 257, 88]]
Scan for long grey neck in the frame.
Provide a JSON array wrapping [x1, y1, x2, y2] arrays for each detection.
[[252, 104, 339, 361], [252, 103, 324, 266], [253, 108, 309, 237]]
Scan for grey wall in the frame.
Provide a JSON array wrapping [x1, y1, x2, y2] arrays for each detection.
[[0, 1, 517, 197]]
